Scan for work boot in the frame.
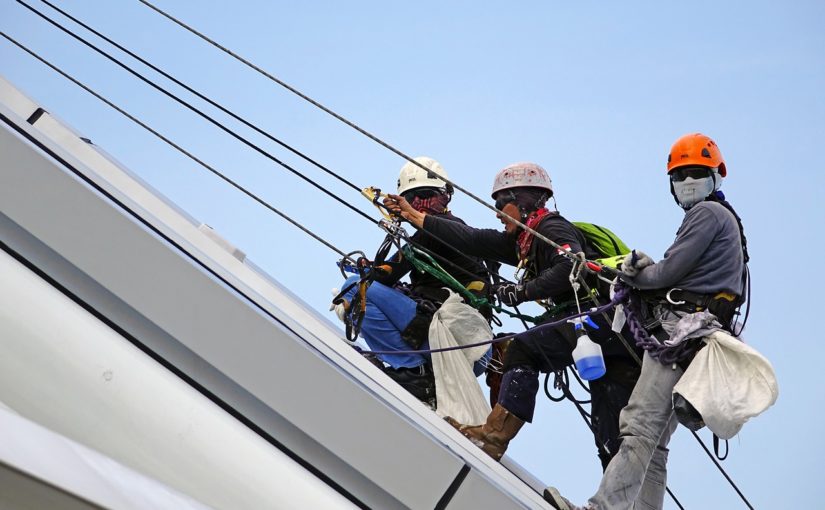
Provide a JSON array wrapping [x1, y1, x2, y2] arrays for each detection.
[[445, 404, 524, 461], [384, 363, 437, 409], [543, 487, 589, 510]]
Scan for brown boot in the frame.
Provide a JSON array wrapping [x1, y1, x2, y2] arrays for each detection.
[[445, 404, 524, 461]]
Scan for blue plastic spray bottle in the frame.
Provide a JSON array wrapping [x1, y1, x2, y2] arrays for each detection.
[[570, 315, 606, 380]]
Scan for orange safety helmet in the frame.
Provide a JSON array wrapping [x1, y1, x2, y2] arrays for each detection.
[[667, 133, 727, 177]]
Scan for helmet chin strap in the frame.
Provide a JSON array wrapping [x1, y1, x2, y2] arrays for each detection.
[[669, 180, 679, 205], [517, 191, 550, 218]]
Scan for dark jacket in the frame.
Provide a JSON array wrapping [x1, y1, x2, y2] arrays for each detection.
[[422, 212, 600, 304], [377, 211, 489, 302]]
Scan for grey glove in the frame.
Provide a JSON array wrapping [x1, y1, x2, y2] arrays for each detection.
[[621, 249, 654, 277]]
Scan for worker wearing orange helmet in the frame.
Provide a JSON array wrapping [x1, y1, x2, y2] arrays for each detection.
[[545, 133, 749, 510]]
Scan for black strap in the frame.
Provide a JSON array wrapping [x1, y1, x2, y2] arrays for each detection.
[[713, 434, 729, 461], [435, 464, 471, 510], [647, 288, 713, 308]]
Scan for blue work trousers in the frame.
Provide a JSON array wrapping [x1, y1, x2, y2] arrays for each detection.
[[340, 277, 491, 374]]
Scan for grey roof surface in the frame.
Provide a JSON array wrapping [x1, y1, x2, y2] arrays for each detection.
[[0, 75, 552, 509]]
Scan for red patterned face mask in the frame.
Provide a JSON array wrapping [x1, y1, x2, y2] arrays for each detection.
[[409, 193, 450, 214], [517, 208, 550, 260]]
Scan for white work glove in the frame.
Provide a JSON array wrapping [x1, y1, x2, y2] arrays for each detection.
[[621, 249, 654, 278], [329, 288, 349, 323], [331, 301, 349, 323]]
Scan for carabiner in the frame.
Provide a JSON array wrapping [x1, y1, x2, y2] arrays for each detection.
[[665, 288, 686, 306]]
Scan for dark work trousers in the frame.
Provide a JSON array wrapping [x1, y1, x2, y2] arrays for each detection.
[[499, 311, 642, 470]]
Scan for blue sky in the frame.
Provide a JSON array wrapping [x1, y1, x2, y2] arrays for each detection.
[[2, 1, 823, 507]]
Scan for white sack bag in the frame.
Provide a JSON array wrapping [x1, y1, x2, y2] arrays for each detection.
[[429, 291, 492, 425], [673, 330, 779, 439]]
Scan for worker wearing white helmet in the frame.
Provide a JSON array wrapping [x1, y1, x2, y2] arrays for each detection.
[[336, 157, 491, 409]]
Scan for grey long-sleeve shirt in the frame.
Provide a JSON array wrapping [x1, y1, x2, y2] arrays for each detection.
[[628, 201, 744, 295]]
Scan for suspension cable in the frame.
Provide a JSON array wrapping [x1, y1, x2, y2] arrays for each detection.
[[31, 0, 616, 293], [25, 0, 508, 288], [136, 0, 598, 261], [8, 4, 502, 290], [0, 32, 355, 264], [36, 0, 361, 194], [15, 0, 376, 224], [690, 429, 754, 509]]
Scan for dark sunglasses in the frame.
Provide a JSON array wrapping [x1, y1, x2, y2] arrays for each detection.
[[670, 166, 712, 182], [402, 188, 440, 202], [494, 190, 519, 210], [494, 197, 516, 210]]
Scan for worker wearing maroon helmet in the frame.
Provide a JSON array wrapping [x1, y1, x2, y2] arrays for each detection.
[[386, 162, 642, 469]]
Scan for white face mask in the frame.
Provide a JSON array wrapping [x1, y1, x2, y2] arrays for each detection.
[[673, 175, 715, 209]]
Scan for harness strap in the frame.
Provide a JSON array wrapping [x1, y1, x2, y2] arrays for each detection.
[[656, 288, 735, 307], [641, 288, 740, 329]]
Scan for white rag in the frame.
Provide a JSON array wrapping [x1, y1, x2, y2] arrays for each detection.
[[428, 291, 492, 425], [673, 330, 779, 439]]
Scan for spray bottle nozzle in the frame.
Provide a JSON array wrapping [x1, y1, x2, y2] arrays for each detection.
[[569, 314, 600, 331]]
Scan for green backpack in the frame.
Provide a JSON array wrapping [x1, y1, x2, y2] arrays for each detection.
[[572, 222, 631, 268]]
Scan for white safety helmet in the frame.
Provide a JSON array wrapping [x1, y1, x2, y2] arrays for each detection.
[[397, 156, 450, 195], [491, 162, 553, 198]]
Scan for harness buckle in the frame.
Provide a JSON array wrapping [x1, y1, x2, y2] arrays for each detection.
[[665, 288, 686, 306]]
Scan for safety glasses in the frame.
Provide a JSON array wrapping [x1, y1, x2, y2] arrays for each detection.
[[402, 188, 440, 202], [670, 166, 712, 182]]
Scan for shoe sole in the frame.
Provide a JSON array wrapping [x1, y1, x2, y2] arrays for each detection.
[[543, 487, 571, 510]]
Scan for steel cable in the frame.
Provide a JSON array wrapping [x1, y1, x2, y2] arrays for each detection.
[[0, 32, 355, 263], [15, 0, 377, 225], [27, 0, 508, 288], [136, 0, 593, 259]]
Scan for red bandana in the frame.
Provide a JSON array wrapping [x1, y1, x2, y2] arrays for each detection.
[[410, 194, 450, 215], [517, 208, 550, 260]]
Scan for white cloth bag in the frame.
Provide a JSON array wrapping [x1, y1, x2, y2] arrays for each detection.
[[429, 291, 492, 425], [673, 330, 779, 439]]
